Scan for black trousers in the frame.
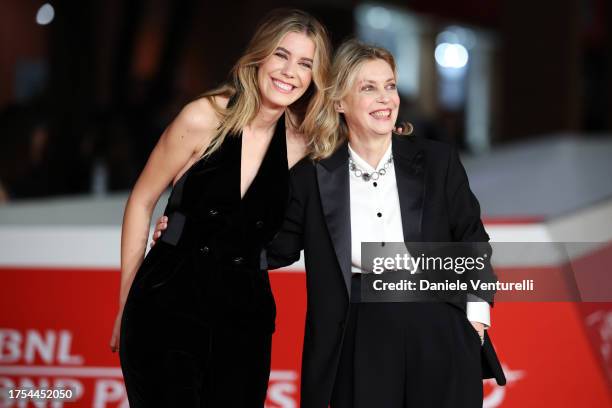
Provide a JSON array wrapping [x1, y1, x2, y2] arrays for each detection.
[[119, 244, 272, 408], [331, 277, 483, 408]]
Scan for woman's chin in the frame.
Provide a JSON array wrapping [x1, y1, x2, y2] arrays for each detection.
[[368, 126, 395, 136], [364, 120, 394, 135], [261, 91, 302, 109]]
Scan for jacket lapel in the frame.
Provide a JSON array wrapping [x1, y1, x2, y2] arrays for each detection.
[[315, 137, 425, 295], [316, 142, 352, 295], [392, 136, 425, 242]]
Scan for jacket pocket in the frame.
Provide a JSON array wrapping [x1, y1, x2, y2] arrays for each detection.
[[463, 316, 484, 349]]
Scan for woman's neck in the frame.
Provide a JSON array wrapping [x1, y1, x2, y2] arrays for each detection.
[[247, 104, 285, 135], [348, 131, 392, 169]]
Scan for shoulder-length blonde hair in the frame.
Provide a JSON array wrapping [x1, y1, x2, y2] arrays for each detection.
[[201, 8, 331, 158], [312, 39, 413, 160]]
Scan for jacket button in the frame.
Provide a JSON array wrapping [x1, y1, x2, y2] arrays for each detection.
[[199, 246, 210, 255], [232, 257, 244, 265], [208, 209, 219, 216], [255, 220, 264, 229]]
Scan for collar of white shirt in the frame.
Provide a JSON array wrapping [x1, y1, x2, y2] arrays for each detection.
[[348, 141, 393, 173]]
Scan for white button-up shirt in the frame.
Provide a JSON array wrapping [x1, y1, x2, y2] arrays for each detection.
[[348, 142, 490, 326]]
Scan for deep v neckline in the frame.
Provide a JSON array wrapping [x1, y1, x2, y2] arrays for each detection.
[[238, 114, 285, 202]]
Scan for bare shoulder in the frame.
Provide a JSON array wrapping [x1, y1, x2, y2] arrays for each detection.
[[209, 94, 231, 109], [164, 96, 227, 154], [174, 97, 223, 133]]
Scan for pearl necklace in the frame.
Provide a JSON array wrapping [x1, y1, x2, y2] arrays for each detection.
[[348, 155, 393, 182]]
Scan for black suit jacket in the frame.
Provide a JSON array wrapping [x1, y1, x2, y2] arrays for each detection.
[[267, 135, 506, 408]]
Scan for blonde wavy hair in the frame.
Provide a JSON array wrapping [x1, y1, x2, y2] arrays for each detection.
[[311, 39, 413, 160], [200, 9, 331, 158]]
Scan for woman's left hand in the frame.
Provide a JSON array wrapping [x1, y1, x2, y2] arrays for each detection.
[[470, 321, 485, 345]]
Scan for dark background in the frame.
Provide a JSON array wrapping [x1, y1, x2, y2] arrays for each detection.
[[1, 0, 610, 201]]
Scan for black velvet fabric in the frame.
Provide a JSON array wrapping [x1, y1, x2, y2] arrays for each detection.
[[119, 115, 289, 407]]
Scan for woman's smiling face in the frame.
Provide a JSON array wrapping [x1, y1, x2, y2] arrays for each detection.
[[336, 58, 399, 139], [257, 31, 316, 109]]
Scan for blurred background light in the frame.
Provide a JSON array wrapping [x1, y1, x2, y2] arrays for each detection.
[[435, 42, 469, 69], [35, 3, 55, 26], [437, 25, 476, 49], [356, 4, 422, 98], [366, 6, 392, 30]]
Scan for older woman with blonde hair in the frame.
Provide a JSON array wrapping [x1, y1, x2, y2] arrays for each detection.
[[111, 9, 331, 407], [266, 39, 506, 407]]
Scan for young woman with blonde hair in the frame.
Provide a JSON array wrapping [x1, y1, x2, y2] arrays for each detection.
[[110, 9, 331, 407]]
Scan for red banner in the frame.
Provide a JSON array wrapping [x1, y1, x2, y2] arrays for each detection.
[[0, 267, 610, 407]]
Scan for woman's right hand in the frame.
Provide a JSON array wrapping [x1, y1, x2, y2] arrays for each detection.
[[150, 216, 168, 247]]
